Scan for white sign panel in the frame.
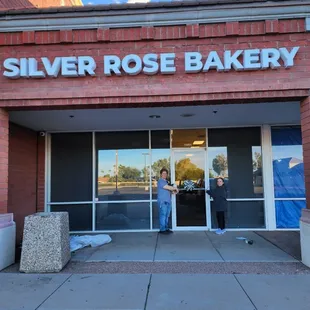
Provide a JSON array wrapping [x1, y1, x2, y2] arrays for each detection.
[[2, 47, 300, 79]]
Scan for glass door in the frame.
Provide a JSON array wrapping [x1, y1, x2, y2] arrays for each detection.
[[171, 149, 208, 229]]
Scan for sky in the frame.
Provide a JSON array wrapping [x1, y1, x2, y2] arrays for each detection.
[[82, 0, 169, 4]]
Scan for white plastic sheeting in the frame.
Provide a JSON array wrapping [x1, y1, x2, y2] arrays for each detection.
[[70, 234, 112, 252]]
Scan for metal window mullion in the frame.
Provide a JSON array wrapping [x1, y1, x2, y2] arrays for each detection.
[[92, 131, 96, 232], [262, 125, 276, 230], [149, 130, 153, 230], [205, 128, 212, 230]]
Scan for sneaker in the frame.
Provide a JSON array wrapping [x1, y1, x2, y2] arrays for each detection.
[[220, 229, 227, 234], [159, 230, 169, 235], [166, 229, 173, 234], [215, 229, 222, 235]]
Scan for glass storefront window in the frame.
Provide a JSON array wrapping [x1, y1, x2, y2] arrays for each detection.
[[50, 204, 92, 231], [211, 201, 265, 229], [50, 133, 93, 202], [208, 127, 265, 229], [151, 131, 171, 200], [271, 126, 305, 228], [96, 202, 150, 230], [174, 150, 206, 226], [96, 131, 150, 201], [208, 127, 263, 199], [171, 129, 206, 148], [271, 126, 305, 198]]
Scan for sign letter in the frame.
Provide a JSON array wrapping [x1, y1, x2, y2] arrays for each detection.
[[104, 55, 121, 76], [244, 49, 261, 69], [29, 58, 45, 78], [143, 54, 159, 75], [160, 53, 176, 74], [261, 49, 281, 69], [224, 50, 243, 70], [42, 57, 61, 77], [78, 56, 96, 76], [3, 58, 20, 78], [185, 52, 203, 73], [122, 54, 142, 75], [203, 51, 224, 71], [279, 47, 299, 68], [61, 57, 78, 77]]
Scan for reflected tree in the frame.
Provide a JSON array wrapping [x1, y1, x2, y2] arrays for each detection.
[[152, 158, 170, 179], [212, 154, 228, 176], [253, 152, 262, 171], [175, 158, 204, 186], [109, 165, 141, 182]]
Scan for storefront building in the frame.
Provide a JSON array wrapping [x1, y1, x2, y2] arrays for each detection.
[[1, 0, 310, 244]]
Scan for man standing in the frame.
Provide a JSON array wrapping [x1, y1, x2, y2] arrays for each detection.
[[157, 168, 178, 234]]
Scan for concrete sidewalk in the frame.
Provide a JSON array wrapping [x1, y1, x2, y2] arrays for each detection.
[[71, 231, 299, 263], [0, 273, 310, 310], [1, 231, 309, 310]]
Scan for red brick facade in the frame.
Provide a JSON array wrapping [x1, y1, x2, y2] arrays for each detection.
[[0, 109, 9, 214], [301, 97, 310, 210], [0, 20, 309, 109], [8, 123, 38, 244], [0, 14, 309, 238]]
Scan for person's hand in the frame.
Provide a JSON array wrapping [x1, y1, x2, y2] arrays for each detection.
[[173, 188, 179, 194]]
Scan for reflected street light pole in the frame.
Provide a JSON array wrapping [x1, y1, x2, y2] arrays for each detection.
[[142, 152, 149, 190], [114, 150, 119, 195]]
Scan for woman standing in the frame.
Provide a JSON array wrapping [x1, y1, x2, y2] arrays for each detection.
[[206, 178, 228, 235]]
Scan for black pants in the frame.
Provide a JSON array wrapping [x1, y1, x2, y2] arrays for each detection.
[[216, 211, 225, 230]]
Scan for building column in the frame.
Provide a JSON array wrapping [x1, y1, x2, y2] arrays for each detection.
[[300, 97, 310, 267], [0, 108, 9, 214]]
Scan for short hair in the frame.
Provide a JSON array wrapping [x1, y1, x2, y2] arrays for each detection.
[[160, 168, 169, 175]]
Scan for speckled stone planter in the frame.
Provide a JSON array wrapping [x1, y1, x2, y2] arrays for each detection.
[[20, 212, 71, 273], [300, 209, 310, 268]]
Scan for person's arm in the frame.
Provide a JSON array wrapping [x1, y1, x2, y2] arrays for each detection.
[[158, 179, 178, 193], [163, 184, 177, 192], [206, 189, 213, 198]]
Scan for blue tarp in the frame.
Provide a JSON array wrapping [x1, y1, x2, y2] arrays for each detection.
[[272, 127, 306, 228]]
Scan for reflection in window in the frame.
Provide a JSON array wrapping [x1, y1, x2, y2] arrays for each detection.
[[96, 132, 150, 201], [171, 129, 206, 148], [174, 151, 205, 190], [272, 126, 305, 228], [51, 204, 92, 231], [174, 150, 206, 226], [151, 131, 171, 199], [271, 126, 305, 198], [275, 201, 306, 228], [211, 201, 265, 228], [51, 133, 92, 202], [96, 202, 150, 230], [208, 128, 263, 198]]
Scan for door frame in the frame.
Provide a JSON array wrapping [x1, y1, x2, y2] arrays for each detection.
[[170, 147, 211, 231]]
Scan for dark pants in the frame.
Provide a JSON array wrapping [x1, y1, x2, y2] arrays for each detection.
[[216, 211, 225, 230]]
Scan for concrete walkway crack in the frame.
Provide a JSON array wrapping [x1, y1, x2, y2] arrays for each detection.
[[233, 274, 258, 310], [143, 274, 153, 310], [204, 231, 226, 262], [152, 233, 159, 262], [35, 274, 73, 310]]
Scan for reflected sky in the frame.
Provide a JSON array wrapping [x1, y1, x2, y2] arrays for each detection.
[[272, 145, 303, 161]]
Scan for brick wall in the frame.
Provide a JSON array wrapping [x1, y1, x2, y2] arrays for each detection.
[[8, 123, 38, 244], [0, 19, 309, 108], [0, 109, 8, 214], [301, 97, 310, 209], [36, 136, 45, 212]]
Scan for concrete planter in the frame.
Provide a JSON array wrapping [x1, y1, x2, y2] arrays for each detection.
[[300, 209, 310, 268], [20, 212, 71, 273]]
